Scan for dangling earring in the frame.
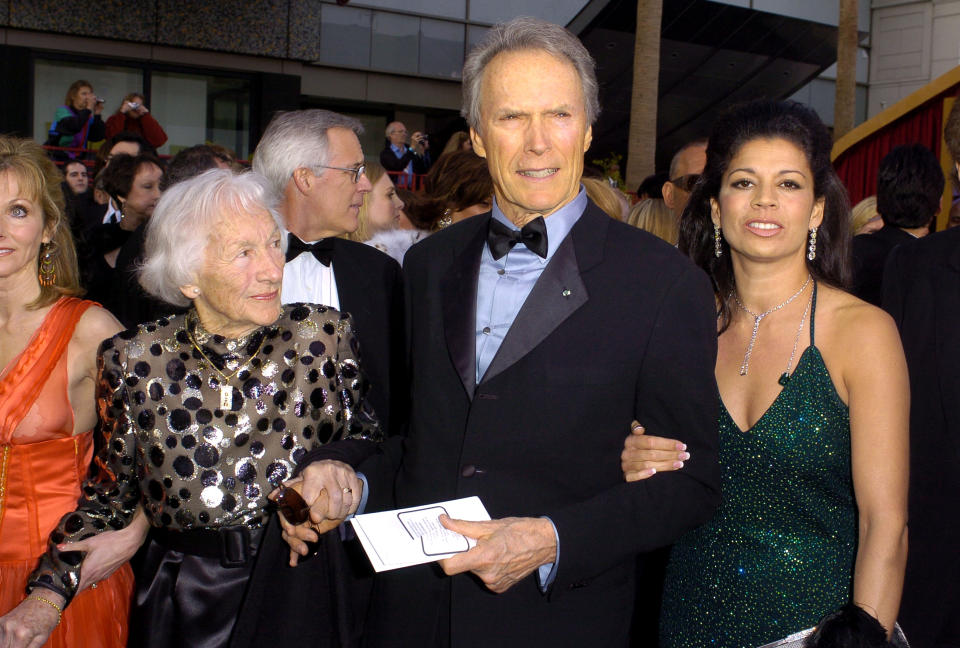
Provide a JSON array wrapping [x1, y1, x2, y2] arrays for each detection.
[[807, 227, 817, 261], [714, 224, 723, 258], [438, 208, 453, 229], [39, 242, 57, 287]]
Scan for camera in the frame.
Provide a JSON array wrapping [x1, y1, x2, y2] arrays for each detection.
[[129, 102, 141, 110], [95, 97, 105, 104]]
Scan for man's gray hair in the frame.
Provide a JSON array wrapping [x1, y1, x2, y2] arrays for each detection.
[[252, 109, 364, 196], [461, 16, 599, 132], [139, 168, 284, 307]]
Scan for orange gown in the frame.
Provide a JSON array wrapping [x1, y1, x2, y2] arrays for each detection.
[[0, 297, 133, 648]]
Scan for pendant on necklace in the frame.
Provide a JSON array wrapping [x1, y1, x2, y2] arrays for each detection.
[[220, 385, 234, 410], [778, 372, 791, 386]]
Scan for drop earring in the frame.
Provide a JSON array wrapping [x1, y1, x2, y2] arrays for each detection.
[[714, 224, 723, 258], [38, 242, 56, 286], [807, 227, 817, 261]]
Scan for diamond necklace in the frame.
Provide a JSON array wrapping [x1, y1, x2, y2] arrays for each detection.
[[731, 274, 811, 377]]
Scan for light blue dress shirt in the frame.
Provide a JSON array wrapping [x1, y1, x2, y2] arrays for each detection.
[[474, 187, 588, 590], [390, 143, 414, 184]]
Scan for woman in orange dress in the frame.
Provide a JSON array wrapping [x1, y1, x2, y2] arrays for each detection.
[[0, 136, 145, 647]]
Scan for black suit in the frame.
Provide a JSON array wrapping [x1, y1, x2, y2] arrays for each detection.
[[851, 225, 917, 306], [380, 145, 430, 177], [325, 238, 406, 438], [883, 227, 960, 647], [365, 202, 720, 647]]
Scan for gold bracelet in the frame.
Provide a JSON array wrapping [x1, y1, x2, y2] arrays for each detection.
[[29, 594, 62, 625]]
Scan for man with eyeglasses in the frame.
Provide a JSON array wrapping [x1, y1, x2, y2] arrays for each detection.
[[662, 139, 707, 222], [380, 121, 431, 188], [253, 109, 405, 439]]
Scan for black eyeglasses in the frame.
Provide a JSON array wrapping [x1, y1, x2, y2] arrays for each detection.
[[670, 174, 701, 192], [314, 163, 366, 184]]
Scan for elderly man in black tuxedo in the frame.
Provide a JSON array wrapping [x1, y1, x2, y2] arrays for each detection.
[[361, 17, 720, 647], [882, 100, 960, 648]]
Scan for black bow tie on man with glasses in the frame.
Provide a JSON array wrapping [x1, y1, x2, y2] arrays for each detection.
[[286, 234, 335, 266]]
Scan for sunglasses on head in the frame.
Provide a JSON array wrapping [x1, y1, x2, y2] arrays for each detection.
[[670, 174, 701, 192]]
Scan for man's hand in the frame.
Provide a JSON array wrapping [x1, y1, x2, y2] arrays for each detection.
[[621, 420, 689, 482], [270, 460, 362, 566], [437, 516, 557, 594], [411, 132, 428, 154]]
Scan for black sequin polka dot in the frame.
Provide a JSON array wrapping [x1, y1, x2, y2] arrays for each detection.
[[166, 359, 186, 381]]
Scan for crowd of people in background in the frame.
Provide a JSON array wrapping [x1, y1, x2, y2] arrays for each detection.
[[0, 14, 959, 648]]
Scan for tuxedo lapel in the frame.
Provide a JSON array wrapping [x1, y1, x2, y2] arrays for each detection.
[[441, 218, 488, 399], [331, 239, 372, 322], [481, 204, 607, 385]]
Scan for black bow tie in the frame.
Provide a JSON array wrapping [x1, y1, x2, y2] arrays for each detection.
[[487, 217, 548, 260], [286, 234, 334, 266]]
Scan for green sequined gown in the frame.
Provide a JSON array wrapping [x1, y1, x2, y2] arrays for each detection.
[[660, 285, 857, 647]]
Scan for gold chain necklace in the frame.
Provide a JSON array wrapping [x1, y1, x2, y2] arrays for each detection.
[[184, 313, 268, 410]]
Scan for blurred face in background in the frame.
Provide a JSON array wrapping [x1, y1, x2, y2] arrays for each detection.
[[64, 161, 89, 195], [387, 122, 408, 149], [366, 173, 404, 233], [119, 162, 163, 227]]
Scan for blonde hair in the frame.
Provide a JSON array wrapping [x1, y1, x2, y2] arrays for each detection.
[[850, 195, 878, 233], [442, 131, 470, 156], [582, 176, 628, 221], [345, 161, 387, 243], [0, 136, 83, 309], [627, 198, 678, 245]]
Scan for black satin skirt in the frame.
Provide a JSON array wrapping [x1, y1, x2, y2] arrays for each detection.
[[128, 515, 356, 648]]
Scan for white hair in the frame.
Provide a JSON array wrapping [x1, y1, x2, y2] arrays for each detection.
[[252, 109, 364, 197], [461, 16, 600, 133], [139, 168, 284, 307]]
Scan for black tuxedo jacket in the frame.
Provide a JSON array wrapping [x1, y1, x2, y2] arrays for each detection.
[[326, 238, 406, 437], [883, 227, 960, 646], [365, 202, 719, 647], [852, 225, 917, 306]]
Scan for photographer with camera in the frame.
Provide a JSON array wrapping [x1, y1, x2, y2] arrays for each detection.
[[104, 92, 168, 149], [46, 80, 107, 160], [380, 120, 432, 188]]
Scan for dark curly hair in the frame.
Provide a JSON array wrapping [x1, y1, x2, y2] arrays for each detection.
[[678, 99, 852, 332]]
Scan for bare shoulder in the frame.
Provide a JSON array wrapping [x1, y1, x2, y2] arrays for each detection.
[[72, 305, 123, 353], [815, 285, 902, 367]]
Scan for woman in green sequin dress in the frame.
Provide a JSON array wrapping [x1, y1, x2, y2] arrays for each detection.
[[622, 101, 909, 647]]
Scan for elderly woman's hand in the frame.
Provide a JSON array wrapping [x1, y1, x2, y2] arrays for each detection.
[[621, 420, 690, 482], [272, 460, 363, 566], [0, 591, 64, 648], [56, 507, 149, 592]]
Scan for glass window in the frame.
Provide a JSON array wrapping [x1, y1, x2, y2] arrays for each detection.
[[467, 25, 489, 54], [468, 0, 589, 26], [371, 12, 419, 74], [151, 72, 251, 158], [319, 4, 372, 68], [349, 0, 465, 20], [419, 19, 464, 79], [34, 59, 143, 146]]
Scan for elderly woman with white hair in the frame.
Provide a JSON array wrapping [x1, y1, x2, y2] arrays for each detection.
[[9, 168, 382, 648]]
